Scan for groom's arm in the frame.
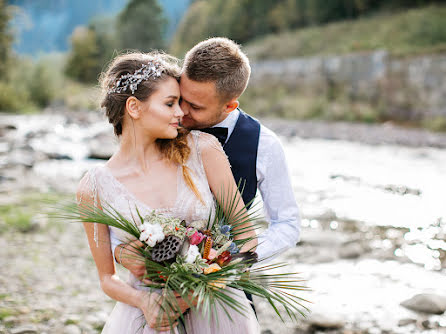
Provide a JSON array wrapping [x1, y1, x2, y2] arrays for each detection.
[[255, 127, 301, 261]]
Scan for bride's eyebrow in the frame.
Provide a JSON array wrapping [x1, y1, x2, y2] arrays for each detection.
[[165, 95, 179, 100]]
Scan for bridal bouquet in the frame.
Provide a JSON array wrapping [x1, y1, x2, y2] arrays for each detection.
[[58, 190, 308, 329]]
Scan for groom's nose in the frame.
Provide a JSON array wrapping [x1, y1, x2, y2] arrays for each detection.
[[175, 104, 184, 118], [180, 99, 190, 115]]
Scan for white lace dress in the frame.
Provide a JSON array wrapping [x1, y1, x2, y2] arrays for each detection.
[[81, 131, 260, 334]]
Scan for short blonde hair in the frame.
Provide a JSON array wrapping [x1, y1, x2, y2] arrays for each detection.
[[183, 37, 251, 102]]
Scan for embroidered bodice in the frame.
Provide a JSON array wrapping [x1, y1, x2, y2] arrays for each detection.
[[78, 131, 224, 242]]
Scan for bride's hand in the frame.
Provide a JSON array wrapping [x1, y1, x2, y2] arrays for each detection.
[[116, 241, 147, 280], [138, 291, 179, 331]]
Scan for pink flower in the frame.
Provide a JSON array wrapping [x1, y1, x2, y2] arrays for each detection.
[[189, 230, 205, 245], [208, 248, 217, 260]]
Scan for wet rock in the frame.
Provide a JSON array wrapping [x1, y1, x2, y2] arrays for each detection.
[[421, 319, 439, 329], [307, 251, 339, 264], [17, 306, 31, 314], [10, 324, 38, 334], [45, 152, 72, 160], [339, 242, 364, 259], [0, 121, 17, 137], [88, 137, 117, 160], [6, 150, 35, 168], [63, 324, 81, 334], [0, 142, 9, 154], [30, 214, 48, 230], [381, 184, 421, 196], [400, 293, 446, 314], [398, 318, 416, 326], [306, 312, 345, 329], [300, 229, 348, 247], [85, 313, 106, 328], [3, 315, 18, 324]]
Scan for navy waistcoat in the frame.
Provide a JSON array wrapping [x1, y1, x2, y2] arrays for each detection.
[[223, 110, 261, 207]]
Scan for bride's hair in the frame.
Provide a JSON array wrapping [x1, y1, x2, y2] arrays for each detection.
[[100, 52, 202, 202]]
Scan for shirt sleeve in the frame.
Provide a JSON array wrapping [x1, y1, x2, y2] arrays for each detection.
[[255, 126, 301, 261], [109, 227, 122, 262]]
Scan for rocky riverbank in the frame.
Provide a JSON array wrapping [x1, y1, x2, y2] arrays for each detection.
[[1, 111, 446, 333]]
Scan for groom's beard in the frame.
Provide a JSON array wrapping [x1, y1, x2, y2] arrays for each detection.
[[180, 117, 220, 130], [180, 111, 228, 130]]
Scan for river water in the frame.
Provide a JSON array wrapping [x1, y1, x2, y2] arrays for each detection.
[[273, 136, 446, 333], [2, 113, 446, 333]]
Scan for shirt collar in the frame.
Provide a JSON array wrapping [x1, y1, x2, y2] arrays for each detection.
[[212, 108, 240, 141]]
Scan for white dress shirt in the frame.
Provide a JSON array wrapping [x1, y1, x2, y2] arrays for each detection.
[[109, 108, 301, 261], [213, 108, 301, 260]]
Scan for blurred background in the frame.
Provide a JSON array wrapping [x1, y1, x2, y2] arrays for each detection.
[[1, 0, 446, 333]]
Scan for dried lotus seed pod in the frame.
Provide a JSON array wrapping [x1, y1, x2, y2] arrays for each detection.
[[152, 235, 182, 262]]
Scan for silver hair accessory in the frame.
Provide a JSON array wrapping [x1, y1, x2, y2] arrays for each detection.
[[108, 60, 164, 95]]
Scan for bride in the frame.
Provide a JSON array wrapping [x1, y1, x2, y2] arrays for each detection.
[[76, 52, 260, 333]]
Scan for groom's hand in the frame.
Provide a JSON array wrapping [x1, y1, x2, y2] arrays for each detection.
[[116, 241, 147, 280]]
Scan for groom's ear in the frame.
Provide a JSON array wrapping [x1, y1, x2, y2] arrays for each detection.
[[223, 100, 239, 114], [126, 96, 141, 119]]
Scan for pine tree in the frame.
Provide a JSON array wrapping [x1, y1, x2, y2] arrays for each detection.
[[0, 0, 12, 79], [117, 0, 167, 52]]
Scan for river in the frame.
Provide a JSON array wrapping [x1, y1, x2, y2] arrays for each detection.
[[1, 112, 445, 333]]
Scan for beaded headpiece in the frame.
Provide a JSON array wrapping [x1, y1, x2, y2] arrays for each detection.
[[108, 60, 164, 95]]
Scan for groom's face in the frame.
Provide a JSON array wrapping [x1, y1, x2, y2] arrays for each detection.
[[179, 74, 227, 129]]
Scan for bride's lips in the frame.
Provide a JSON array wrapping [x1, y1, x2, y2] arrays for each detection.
[[170, 122, 179, 128]]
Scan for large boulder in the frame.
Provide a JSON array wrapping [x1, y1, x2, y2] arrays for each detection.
[[400, 293, 446, 315]]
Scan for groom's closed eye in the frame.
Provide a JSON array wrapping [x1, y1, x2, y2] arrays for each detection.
[[182, 98, 203, 111]]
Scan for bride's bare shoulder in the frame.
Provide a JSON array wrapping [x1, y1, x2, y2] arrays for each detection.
[[189, 130, 225, 156]]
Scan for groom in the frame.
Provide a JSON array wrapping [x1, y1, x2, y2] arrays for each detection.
[[179, 37, 301, 262], [113, 37, 300, 283]]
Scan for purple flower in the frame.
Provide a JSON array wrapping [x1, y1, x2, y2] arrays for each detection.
[[228, 242, 239, 255], [220, 225, 231, 236]]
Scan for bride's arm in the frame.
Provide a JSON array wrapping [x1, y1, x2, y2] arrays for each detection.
[[76, 176, 173, 330], [200, 134, 258, 252]]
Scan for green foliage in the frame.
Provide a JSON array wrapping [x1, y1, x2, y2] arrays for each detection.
[[0, 54, 67, 113], [0, 0, 12, 79], [65, 15, 119, 84], [65, 27, 103, 83], [245, 5, 446, 60], [0, 192, 64, 233], [240, 82, 384, 123], [117, 0, 167, 52], [170, 0, 445, 56], [0, 307, 17, 321], [0, 56, 36, 113], [64, 0, 168, 83], [28, 61, 57, 107]]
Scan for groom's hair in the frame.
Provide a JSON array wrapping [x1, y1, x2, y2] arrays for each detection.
[[183, 37, 251, 102]]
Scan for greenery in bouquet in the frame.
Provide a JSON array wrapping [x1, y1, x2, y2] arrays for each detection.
[[57, 187, 309, 330]]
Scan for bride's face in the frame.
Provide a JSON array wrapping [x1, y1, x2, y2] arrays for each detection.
[[138, 77, 184, 139]]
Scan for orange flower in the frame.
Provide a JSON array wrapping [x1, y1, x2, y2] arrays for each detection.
[[209, 280, 226, 290], [203, 237, 213, 259], [204, 263, 221, 274]]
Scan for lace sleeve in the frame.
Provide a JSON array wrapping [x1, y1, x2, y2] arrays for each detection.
[[195, 131, 230, 164], [76, 168, 101, 247], [76, 169, 98, 205]]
